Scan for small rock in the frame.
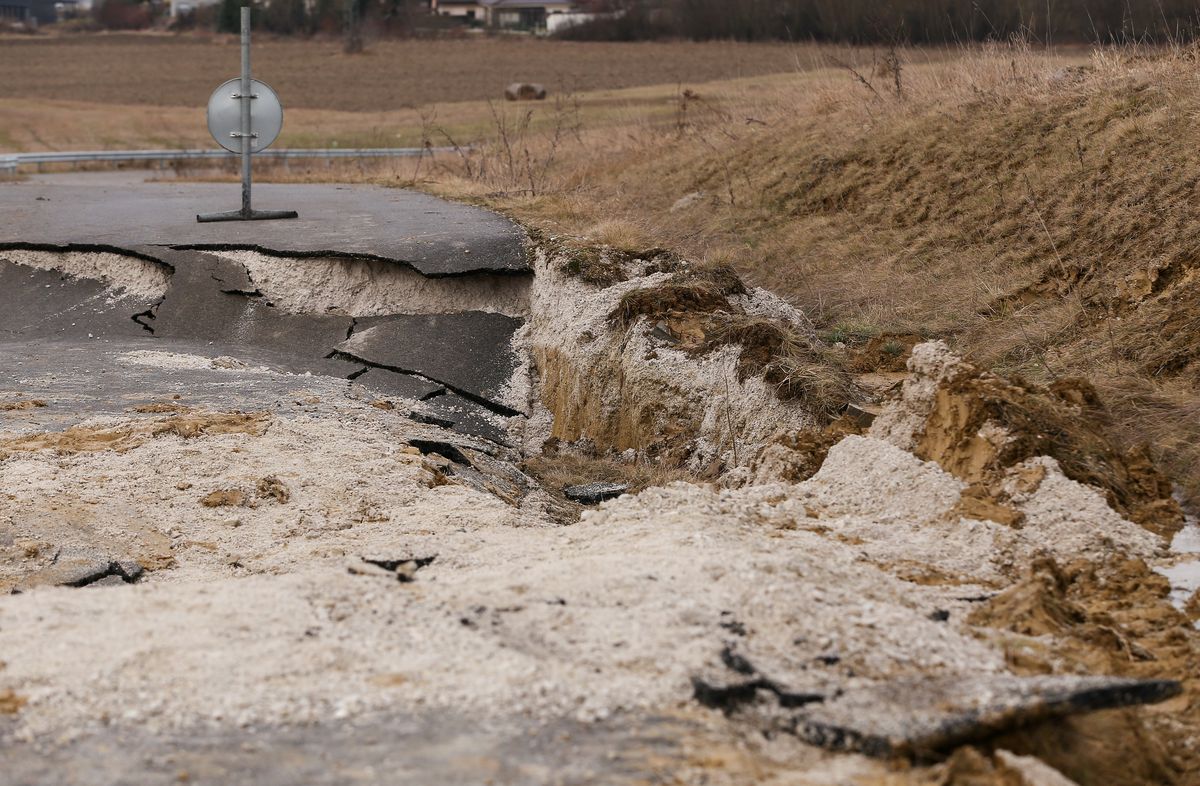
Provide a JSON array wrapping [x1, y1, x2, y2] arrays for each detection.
[[670, 191, 706, 212], [347, 561, 396, 579], [256, 476, 290, 505], [649, 321, 678, 344], [57, 558, 118, 587], [201, 489, 247, 508], [563, 482, 628, 505], [844, 403, 879, 429], [115, 560, 144, 582], [393, 560, 420, 582], [84, 574, 128, 588], [359, 555, 437, 583]]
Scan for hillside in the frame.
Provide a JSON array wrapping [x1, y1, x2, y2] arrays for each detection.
[[428, 44, 1200, 508]]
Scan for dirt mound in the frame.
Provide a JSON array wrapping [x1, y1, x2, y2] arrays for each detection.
[[603, 263, 856, 418], [968, 555, 1200, 783], [872, 342, 1183, 538], [848, 333, 924, 374], [748, 415, 863, 485], [607, 264, 746, 327], [524, 245, 827, 471]]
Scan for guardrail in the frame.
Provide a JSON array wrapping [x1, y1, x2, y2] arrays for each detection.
[[0, 147, 445, 174]]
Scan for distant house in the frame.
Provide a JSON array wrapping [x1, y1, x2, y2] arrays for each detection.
[[429, 0, 487, 23], [431, 0, 576, 32], [0, 0, 58, 24], [483, 0, 574, 31], [0, 0, 30, 21]]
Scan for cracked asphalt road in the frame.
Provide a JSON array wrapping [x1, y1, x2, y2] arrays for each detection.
[[0, 178, 529, 442], [0, 179, 529, 277]]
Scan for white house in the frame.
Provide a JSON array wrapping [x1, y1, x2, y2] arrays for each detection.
[[431, 0, 576, 31], [429, 0, 487, 23], [484, 0, 574, 30]]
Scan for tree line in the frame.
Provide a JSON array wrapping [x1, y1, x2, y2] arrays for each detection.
[[560, 0, 1200, 43], [91, 0, 1200, 44]]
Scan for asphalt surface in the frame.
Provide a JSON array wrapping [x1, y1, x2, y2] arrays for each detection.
[[0, 180, 529, 276], [0, 179, 527, 442]]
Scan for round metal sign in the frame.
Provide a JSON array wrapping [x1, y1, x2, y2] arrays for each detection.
[[206, 78, 284, 154]]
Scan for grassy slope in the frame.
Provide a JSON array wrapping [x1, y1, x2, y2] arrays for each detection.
[[430, 46, 1200, 506]]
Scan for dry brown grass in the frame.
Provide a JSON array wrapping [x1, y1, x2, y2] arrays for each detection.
[[402, 41, 1200, 507], [704, 316, 856, 420]]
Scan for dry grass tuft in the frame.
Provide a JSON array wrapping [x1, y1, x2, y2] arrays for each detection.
[[705, 316, 856, 419], [607, 265, 744, 327], [560, 246, 630, 287]]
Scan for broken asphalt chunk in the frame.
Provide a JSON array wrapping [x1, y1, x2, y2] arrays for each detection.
[[352, 367, 443, 402], [408, 439, 472, 466], [418, 391, 513, 446], [793, 674, 1182, 758], [563, 482, 629, 505], [353, 555, 437, 583], [28, 556, 145, 589], [693, 643, 827, 715]]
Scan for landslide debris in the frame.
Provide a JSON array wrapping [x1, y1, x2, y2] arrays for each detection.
[[968, 555, 1200, 783], [747, 414, 864, 485], [871, 341, 1184, 538]]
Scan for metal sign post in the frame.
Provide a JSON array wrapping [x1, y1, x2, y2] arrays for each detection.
[[197, 6, 298, 223]]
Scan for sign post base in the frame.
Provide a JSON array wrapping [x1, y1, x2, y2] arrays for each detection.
[[196, 208, 299, 223]]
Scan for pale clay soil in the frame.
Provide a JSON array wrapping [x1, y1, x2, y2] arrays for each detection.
[[0, 247, 1194, 784]]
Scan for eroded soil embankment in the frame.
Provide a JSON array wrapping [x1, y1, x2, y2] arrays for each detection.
[[0, 241, 1198, 784], [516, 242, 828, 472]]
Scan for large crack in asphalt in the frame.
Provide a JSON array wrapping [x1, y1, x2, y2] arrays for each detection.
[[330, 349, 521, 418], [169, 243, 533, 280], [0, 244, 524, 444], [0, 241, 176, 273]]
